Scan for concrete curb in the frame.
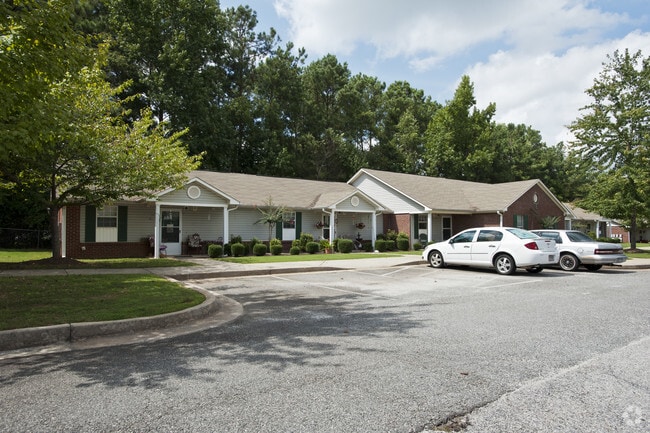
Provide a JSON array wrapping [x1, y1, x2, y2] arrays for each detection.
[[0, 285, 222, 352]]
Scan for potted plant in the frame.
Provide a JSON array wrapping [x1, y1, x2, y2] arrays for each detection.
[[320, 239, 332, 253], [355, 222, 365, 230]]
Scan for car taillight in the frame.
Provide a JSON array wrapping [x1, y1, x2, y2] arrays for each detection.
[[595, 249, 622, 254], [524, 242, 539, 250]]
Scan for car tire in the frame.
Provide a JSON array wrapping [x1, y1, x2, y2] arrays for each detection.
[[559, 253, 580, 271], [428, 250, 445, 268], [585, 264, 602, 271], [526, 266, 543, 273], [494, 253, 516, 275]]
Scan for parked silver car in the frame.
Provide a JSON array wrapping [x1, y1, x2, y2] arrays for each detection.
[[531, 230, 627, 271]]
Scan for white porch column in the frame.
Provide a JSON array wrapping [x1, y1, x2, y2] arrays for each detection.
[[329, 210, 336, 245], [154, 203, 161, 259], [427, 213, 433, 242], [224, 206, 232, 243], [61, 207, 67, 258], [371, 211, 377, 245]]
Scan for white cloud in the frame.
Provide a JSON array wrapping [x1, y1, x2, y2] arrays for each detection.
[[274, 0, 629, 63], [470, 30, 650, 145], [272, 0, 648, 144]]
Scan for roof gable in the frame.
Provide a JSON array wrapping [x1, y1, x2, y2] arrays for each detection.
[[351, 168, 562, 213]]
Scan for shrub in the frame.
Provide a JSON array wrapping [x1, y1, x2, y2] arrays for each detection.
[[231, 242, 245, 257], [338, 238, 354, 253], [223, 243, 231, 257], [250, 237, 261, 248], [413, 242, 423, 251], [253, 243, 267, 256], [362, 241, 374, 252], [270, 244, 283, 255], [385, 240, 395, 251], [290, 246, 301, 255], [291, 239, 301, 249], [397, 238, 410, 251], [375, 239, 387, 252], [208, 244, 223, 258], [299, 233, 314, 251], [230, 235, 243, 244], [305, 241, 320, 254], [333, 238, 339, 252], [270, 238, 282, 247]]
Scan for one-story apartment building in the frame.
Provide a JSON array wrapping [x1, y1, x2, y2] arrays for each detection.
[[60, 168, 570, 259]]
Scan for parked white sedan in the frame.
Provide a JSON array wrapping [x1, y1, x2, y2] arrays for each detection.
[[422, 227, 558, 275], [531, 230, 627, 271]]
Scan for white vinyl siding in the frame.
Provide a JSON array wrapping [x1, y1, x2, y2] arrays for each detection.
[[352, 175, 424, 213]]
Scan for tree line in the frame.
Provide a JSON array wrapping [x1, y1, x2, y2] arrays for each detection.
[[1, 0, 648, 248]]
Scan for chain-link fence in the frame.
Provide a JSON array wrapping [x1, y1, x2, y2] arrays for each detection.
[[0, 228, 51, 249]]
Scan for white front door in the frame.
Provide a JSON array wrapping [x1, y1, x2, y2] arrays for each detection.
[[161, 209, 182, 255], [282, 211, 296, 241]]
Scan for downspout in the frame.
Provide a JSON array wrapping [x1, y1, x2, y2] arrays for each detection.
[[225, 204, 238, 243], [497, 210, 503, 227]]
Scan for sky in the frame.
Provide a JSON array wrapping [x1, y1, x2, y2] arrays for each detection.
[[219, 0, 650, 146]]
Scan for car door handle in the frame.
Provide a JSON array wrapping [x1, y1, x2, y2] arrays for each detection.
[[464, 245, 470, 248]]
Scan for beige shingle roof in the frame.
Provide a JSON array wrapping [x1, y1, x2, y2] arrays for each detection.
[[188, 170, 363, 209], [356, 169, 542, 212]]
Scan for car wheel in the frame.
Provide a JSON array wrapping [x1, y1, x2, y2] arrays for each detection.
[[585, 264, 602, 271], [559, 253, 580, 271], [428, 250, 445, 268], [494, 254, 516, 275], [526, 266, 543, 273]]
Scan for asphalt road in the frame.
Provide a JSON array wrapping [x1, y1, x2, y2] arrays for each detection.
[[1, 265, 648, 432]]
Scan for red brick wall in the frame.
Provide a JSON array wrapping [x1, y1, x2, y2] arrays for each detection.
[[503, 185, 566, 231], [382, 214, 412, 236], [611, 226, 630, 243], [65, 205, 150, 259]]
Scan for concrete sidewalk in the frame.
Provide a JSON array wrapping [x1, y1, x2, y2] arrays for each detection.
[[1, 254, 648, 357]]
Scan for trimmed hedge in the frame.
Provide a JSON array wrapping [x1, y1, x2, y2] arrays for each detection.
[[290, 246, 301, 255], [253, 243, 268, 256], [397, 238, 410, 251], [270, 244, 283, 255], [338, 238, 354, 253], [305, 241, 320, 254], [375, 239, 387, 252], [208, 244, 223, 258], [231, 242, 245, 257]]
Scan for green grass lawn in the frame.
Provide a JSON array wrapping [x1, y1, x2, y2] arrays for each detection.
[[219, 251, 420, 264], [0, 274, 205, 331], [0, 249, 197, 269]]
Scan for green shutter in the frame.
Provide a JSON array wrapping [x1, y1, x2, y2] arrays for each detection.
[[295, 212, 302, 236], [118, 206, 128, 242], [85, 206, 96, 242], [524, 215, 529, 230], [276, 221, 282, 240]]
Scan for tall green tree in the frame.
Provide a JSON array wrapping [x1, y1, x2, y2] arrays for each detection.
[[569, 49, 650, 249], [6, 57, 202, 258], [424, 75, 496, 181], [252, 43, 306, 177]]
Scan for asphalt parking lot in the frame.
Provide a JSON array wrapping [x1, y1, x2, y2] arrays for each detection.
[[1, 264, 648, 432]]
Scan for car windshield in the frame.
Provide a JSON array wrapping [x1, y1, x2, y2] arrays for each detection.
[[566, 231, 595, 242], [506, 228, 539, 239]]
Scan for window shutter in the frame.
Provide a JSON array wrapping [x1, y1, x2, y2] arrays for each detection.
[[85, 206, 96, 242], [295, 212, 302, 235], [524, 215, 529, 229], [118, 206, 128, 242], [276, 221, 282, 240]]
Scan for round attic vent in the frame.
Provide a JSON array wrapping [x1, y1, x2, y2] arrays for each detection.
[[187, 185, 201, 199], [350, 196, 359, 207]]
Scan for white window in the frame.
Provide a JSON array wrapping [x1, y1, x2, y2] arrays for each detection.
[[96, 206, 118, 242]]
